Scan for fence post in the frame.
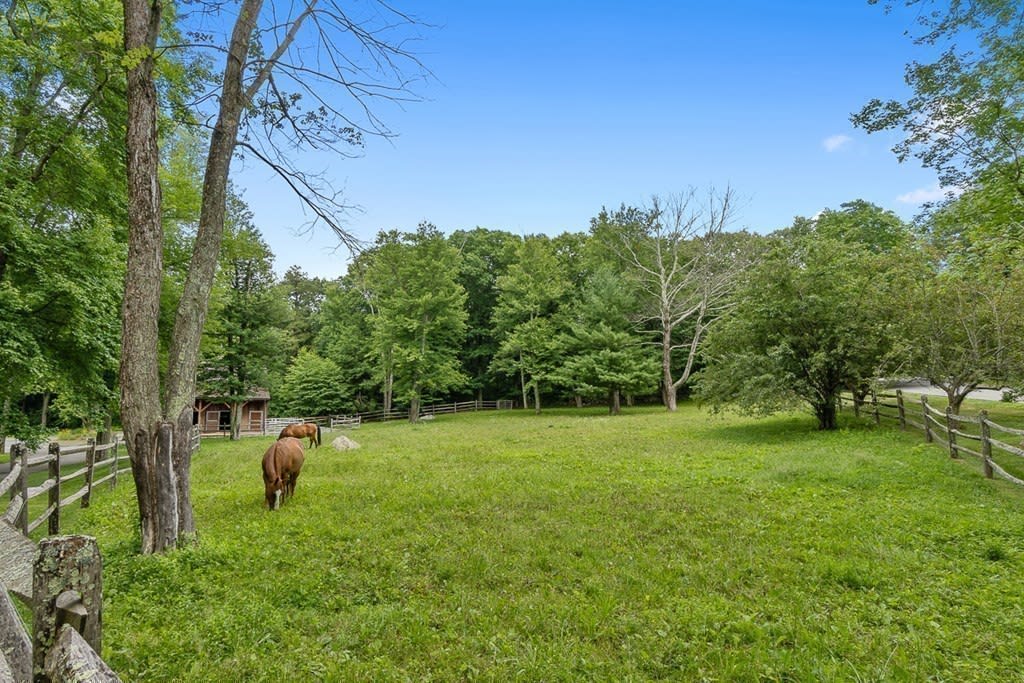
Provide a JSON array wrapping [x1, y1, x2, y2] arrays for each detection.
[[31, 535, 104, 680], [8, 444, 16, 511], [13, 444, 29, 535], [82, 438, 97, 508], [896, 390, 906, 430], [871, 390, 880, 426], [921, 395, 933, 443], [979, 410, 993, 478], [0, 586, 31, 681], [48, 442, 61, 536], [945, 407, 959, 458]]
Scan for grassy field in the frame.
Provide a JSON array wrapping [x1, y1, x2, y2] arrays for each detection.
[[59, 404, 1024, 681]]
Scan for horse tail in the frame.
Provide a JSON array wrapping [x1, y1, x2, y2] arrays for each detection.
[[316, 423, 321, 447]]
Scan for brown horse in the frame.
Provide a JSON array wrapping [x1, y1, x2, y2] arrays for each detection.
[[278, 422, 321, 448], [262, 437, 305, 510]]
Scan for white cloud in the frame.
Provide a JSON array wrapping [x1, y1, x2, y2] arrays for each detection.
[[822, 134, 852, 152], [896, 183, 963, 204]]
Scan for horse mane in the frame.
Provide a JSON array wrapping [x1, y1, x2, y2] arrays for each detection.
[[264, 441, 282, 486]]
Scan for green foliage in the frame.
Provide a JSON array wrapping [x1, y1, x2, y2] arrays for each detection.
[[273, 349, 350, 417], [888, 265, 1024, 412], [449, 227, 520, 399], [555, 267, 658, 411], [699, 228, 898, 429], [0, 0, 128, 435], [587, 191, 752, 409], [316, 277, 378, 411], [199, 196, 292, 413], [56, 406, 1024, 680], [279, 265, 329, 352], [789, 199, 914, 253], [855, 1, 1024, 196], [924, 169, 1024, 270], [363, 224, 468, 414], [490, 235, 570, 411]]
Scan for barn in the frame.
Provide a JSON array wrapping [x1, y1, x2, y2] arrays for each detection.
[[193, 390, 270, 435]]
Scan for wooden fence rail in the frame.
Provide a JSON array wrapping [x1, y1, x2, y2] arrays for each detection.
[[839, 389, 1024, 487]]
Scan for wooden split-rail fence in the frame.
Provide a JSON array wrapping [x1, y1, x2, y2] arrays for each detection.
[[269, 400, 516, 433], [328, 399, 516, 429], [840, 389, 1024, 486], [0, 426, 199, 681]]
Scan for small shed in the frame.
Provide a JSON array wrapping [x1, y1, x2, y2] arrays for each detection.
[[193, 390, 270, 435]]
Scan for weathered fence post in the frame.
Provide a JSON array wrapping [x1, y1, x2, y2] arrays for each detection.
[[945, 407, 959, 458], [31, 535, 103, 681], [921, 395, 933, 443], [979, 410, 993, 479], [82, 438, 97, 509], [14, 444, 30, 534], [0, 582, 32, 681], [48, 442, 61, 536], [896, 390, 906, 430], [871, 390, 880, 426]]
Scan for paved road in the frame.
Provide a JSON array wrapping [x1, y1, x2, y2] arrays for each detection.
[[1, 438, 106, 475], [887, 382, 1013, 402]]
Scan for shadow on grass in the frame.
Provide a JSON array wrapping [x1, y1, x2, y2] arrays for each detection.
[[702, 412, 881, 446]]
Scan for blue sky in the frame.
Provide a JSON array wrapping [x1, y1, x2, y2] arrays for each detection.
[[233, 1, 945, 279]]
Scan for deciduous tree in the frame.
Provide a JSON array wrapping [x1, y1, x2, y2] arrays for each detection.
[[491, 235, 569, 413], [854, 0, 1024, 198], [363, 225, 467, 422], [591, 189, 752, 411], [699, 230, 896, 430], [198, 198, 291, 438], [121, 0, 427, 552], [1, 0, 126, 443], [554, 268, 657, 413]]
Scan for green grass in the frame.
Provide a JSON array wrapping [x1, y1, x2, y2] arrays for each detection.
[[58, 404, 1024, 681]]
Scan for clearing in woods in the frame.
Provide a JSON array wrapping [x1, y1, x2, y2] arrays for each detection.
[[60, 403, 1024, 680]]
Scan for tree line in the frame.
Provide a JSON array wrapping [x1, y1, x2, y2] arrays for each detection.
[[275, 192, 1024, 431]]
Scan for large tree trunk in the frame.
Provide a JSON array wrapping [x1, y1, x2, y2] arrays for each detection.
[[383, 368, 393, 413], [40, 392, 50, 429], [532, 382, 541, 415], [123, 0, 176, 554], [945, 387, 969, 415], [519, 362, 528, 410], [814, 398, 838, 430], [161, 0, 265, 543], [230, 401, 242, 440], [662, 327, 677, 411], [122, 0, 271, 553], [409, 393, 420, 423]]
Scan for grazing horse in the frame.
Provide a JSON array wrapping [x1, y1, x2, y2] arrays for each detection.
[[278, 422, 321, 448], [262, 437, 305, 510]]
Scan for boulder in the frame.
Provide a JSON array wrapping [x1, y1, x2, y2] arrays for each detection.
[[331, 434, 360, 451]]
